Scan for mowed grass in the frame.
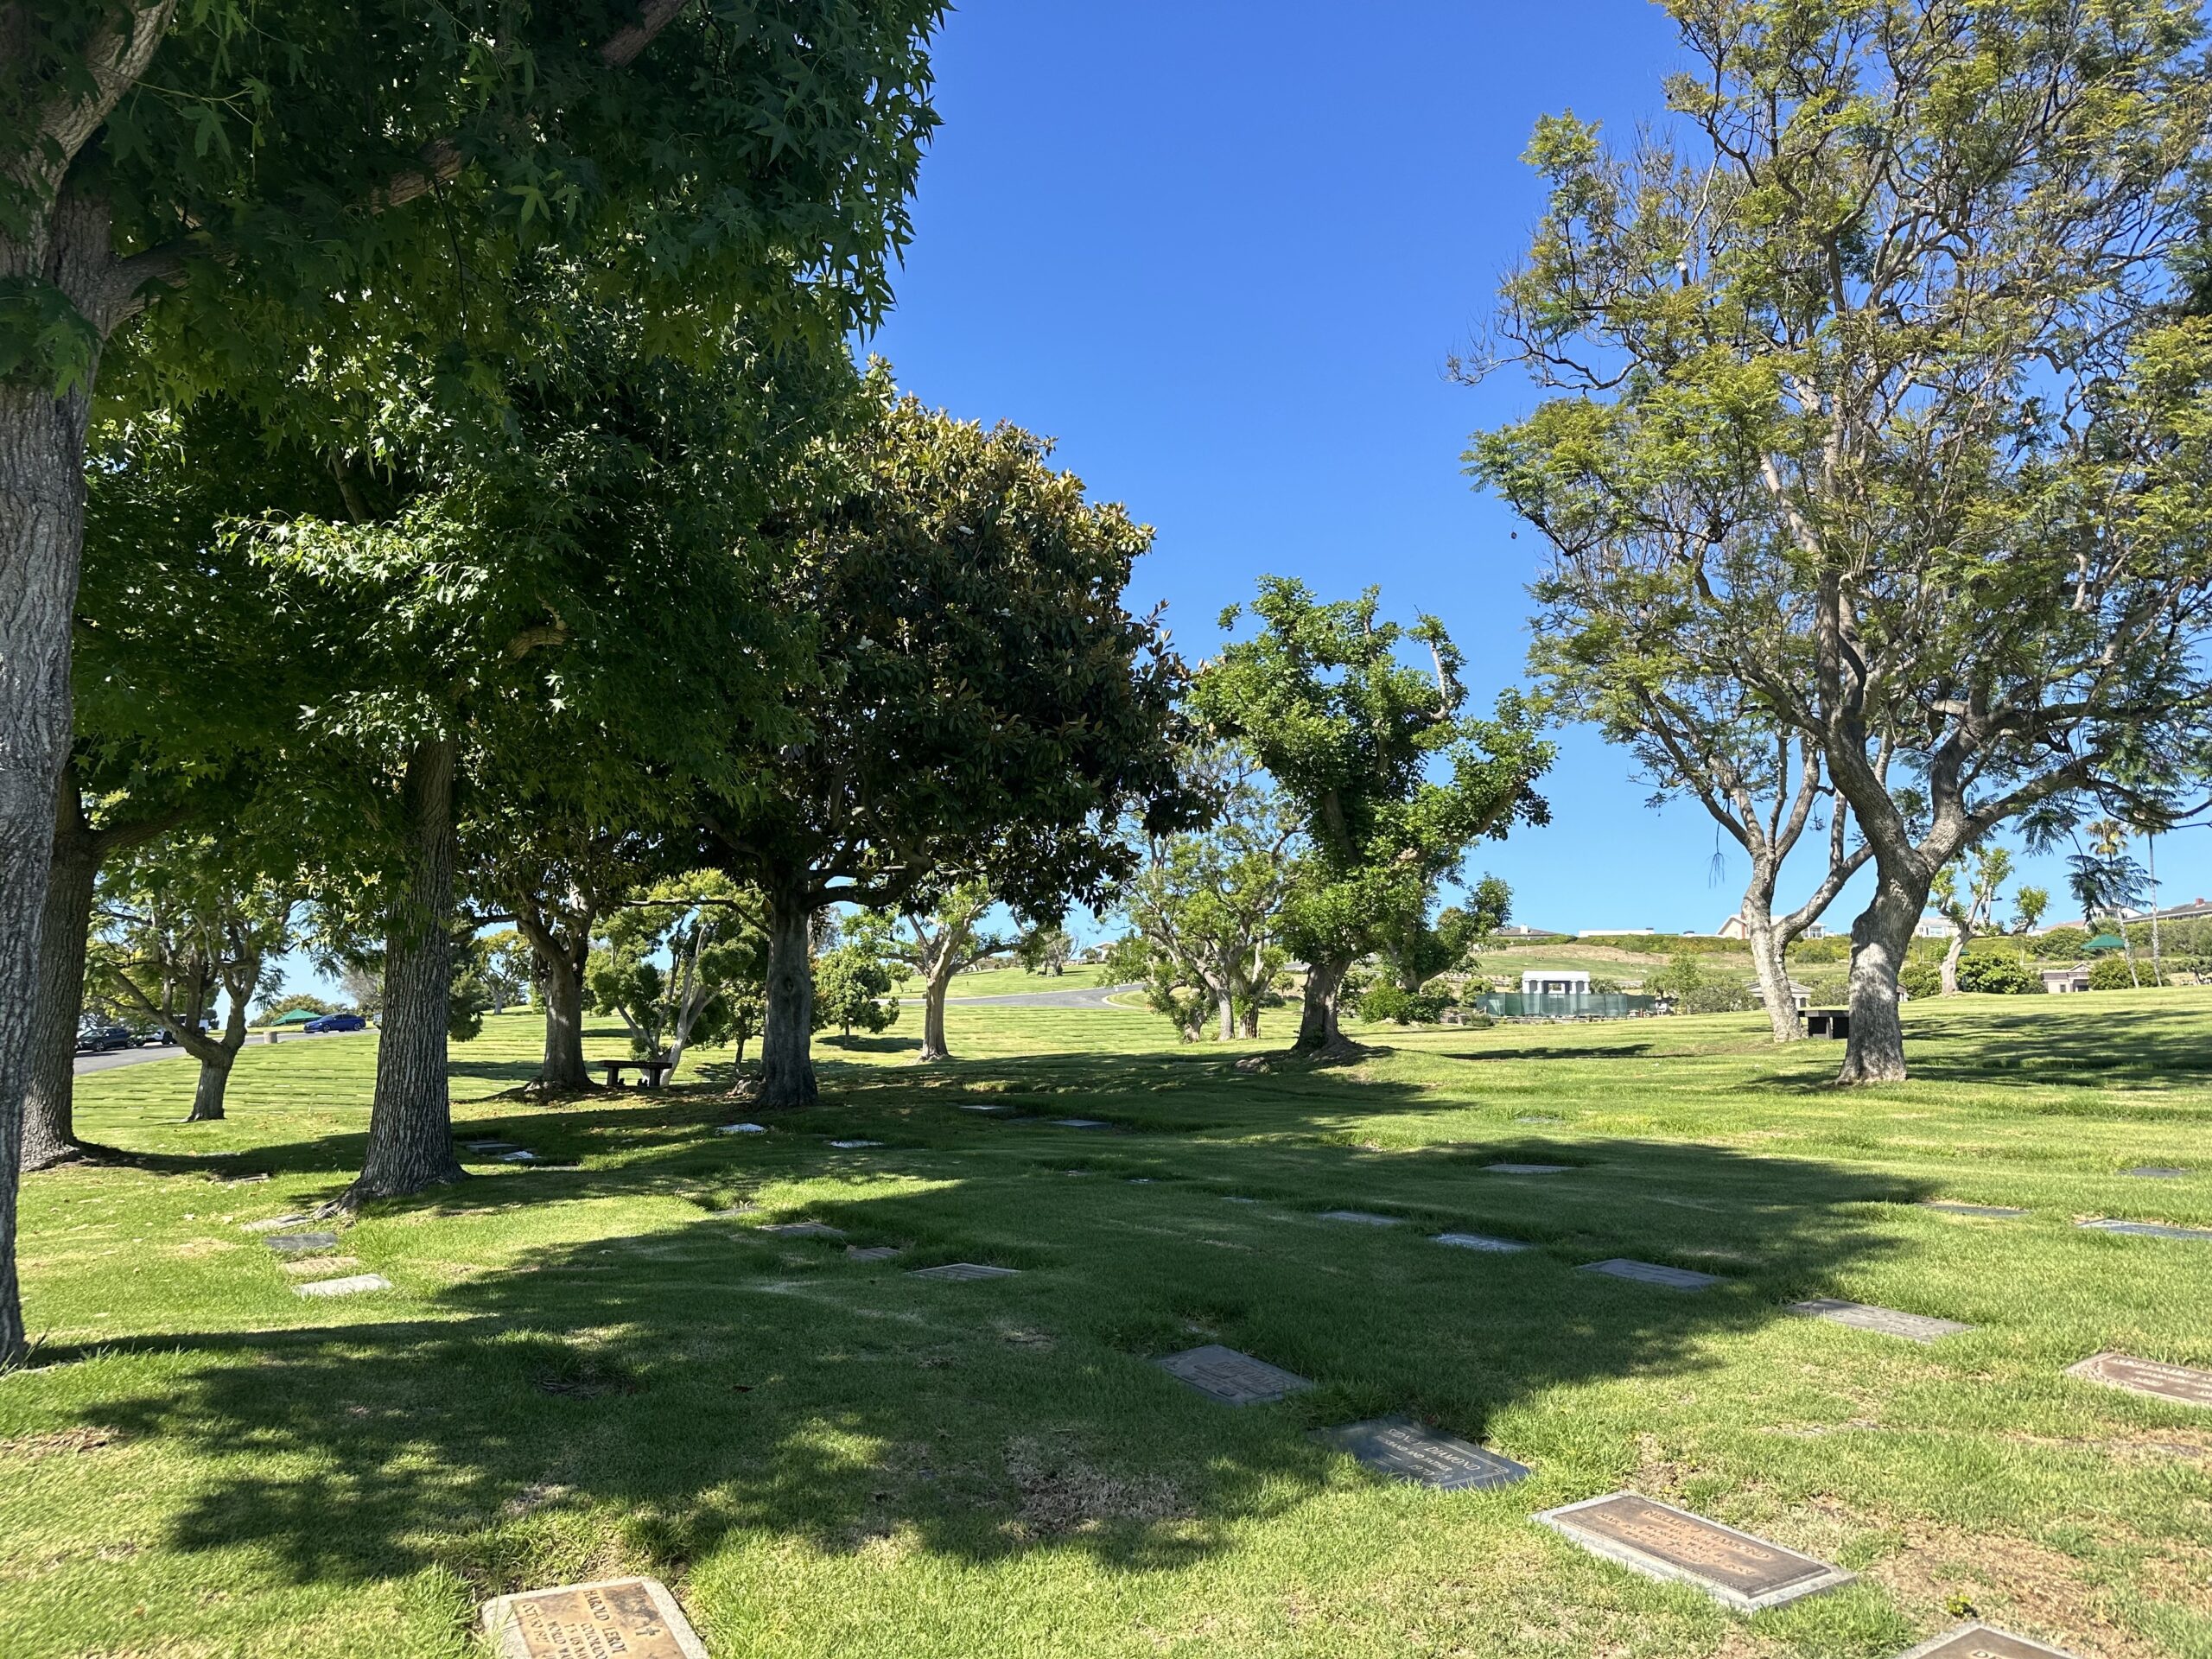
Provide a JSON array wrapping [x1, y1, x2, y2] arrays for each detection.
[[4, 993, 2212, 1658]]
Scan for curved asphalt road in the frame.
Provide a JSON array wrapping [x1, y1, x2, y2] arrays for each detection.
[[71, 1028, 349, 1076], [924, 982, 1137, 1010]]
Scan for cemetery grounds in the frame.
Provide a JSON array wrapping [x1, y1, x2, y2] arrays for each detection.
[[3, 988, 2210, 1658]]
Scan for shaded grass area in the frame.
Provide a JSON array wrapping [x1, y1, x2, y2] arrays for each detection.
[[5, 995, 2212, 1656]]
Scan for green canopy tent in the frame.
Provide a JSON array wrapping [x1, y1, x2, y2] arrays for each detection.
[[2083, 933, 2128, 952], [268, 1008, 323, 1027]]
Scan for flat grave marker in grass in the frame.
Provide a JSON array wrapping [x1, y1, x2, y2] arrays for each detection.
[[1157, 1344, 1313, 1406], [462, 1141, 518, 1153], [2078, 1217, 2212, 1242], [1788, 1299, 1974, 1343], [717, 1122, 767, 1135], [482, 1576, 708, 1659], [1319, 1210, 1402, 1226], [1897, 1624, 2080, 1658], [1433, 1231, 1533, 1254], [1535, 1491, 1853, 1613], [2125, 1166, 2190, 1179], [499, 1150, 541, 1164], [280, 1255, 360, 1276], [2063, 1351, 2212, 1408], [760, 1222, 846, 1240], [1920, 1201, 2026, 1218], [1314, 1416, 1530, 1491], [909, 1262, 1019, 1281], [1050, 1117, 1109, 1128], [241, 1214, 311, 1233], [957, 1102, 1015, 1115], [293, 1274, 391, 1299], [845, 1245, 902, 1262], [827, 1139, 883, 1149], [1580, 1258, 1722, 1291], [1486, 1162, 1573, 1175], [265, 1231, 340, 1255]]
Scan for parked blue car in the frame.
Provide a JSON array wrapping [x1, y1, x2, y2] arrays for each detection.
[[302, 1013, 368, 1033]]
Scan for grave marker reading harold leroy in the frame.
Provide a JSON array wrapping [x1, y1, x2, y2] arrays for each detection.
[[1789, 1299, 1974, 1343], [1159, 1344, 1314, 1406], [1535, 1492, 1853, 1612], [1897, 1624, 2082, 1659], [482, 1576, 708, 1659], [2064, 1351, 2212, 1408], [1316, 1417, 1530, 1491]]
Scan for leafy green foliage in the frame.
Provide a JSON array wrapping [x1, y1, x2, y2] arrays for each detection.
[[812, 944, 899, 1039], [2089, 957, 2139, 991], [1898, 962, 1944, 1001], [587, 874, 763, 1068], [1955, 954, 2039, 995]]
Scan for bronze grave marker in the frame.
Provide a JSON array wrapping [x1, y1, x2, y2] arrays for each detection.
[[1315, 1416, 1529, 1490], [1788, 1299, 1973, 1343], [1535, 1491, 1852, 1612], [481, 1575, 708, 1659], [1158, 1344, 1313, 1406], [2064, 1351, 2212, 1408], [1896, 1624, 2080, 1658]]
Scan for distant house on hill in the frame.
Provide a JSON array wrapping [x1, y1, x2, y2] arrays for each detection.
[[1715, 914, 1826, 941], [1915, 914, 1957, 938], [2041, 965, 2093, 994], [1576, 927, 1656, 938]]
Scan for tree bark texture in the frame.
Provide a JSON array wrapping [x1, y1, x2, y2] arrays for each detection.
[[343, 738, 466, 1204], [1292, 956, 1355, 1057], [758, 877, 818, 1108], [1939, 928, 1967, 996], [538, 952, 590, 1090], [1840, 869, 1923, 1084], [187, 1050, 233, 1122], [1743, 902, 1800, 1045], [21, 779, 98, 1170], [918, 957, 956, 1062]]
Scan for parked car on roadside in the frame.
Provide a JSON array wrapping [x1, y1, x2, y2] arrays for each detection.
[[73, 1024, 133, 1053], [301, 1013, 368, 1033], [130, 1021, 173, 1047]]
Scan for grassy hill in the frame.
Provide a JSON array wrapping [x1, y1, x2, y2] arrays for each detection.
[[8, 994, 2211, 1656]]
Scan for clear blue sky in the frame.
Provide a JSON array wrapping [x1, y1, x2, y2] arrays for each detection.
[[863, 0, 2212, 938]]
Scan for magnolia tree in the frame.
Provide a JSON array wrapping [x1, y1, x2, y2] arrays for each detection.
[[1190, 579, 1551, 1058], [1471, 0, 2212, 1082], [705, 387, 1192, 1108], [587, 874, 762, 1080]]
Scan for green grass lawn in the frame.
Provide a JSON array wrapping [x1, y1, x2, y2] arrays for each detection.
[[942, 961, 1116, 995], [5, 994, 2211, 1657]]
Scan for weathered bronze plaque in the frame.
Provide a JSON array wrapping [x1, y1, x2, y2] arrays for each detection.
[[482, 1576, 708, 1659], [265, 1231, 339, 1255], [1319, 1210, 1402, 1226], [828, 1139, 882, 1149], [1158, 1344, 1313, 1406], [845, 1245, 901, 1262], [1920, 1201, 2025, 1218], [1433, 1231, 1532, 1253], [760, 1222, 844, 1239], [1315, 1416, 1529, 1490], [1486, 1162, 1571, 1175], [908, 1262, 1017, 1281], [1580, 1258, 1720, 1291], [2064, 1351, 2212, 1408], [1789, 1299, 1973, 1343], [1897, 1623, 2080, 1658], [2079, 1217, 2212, 1242], [1536, 1492, 1852, 1611]]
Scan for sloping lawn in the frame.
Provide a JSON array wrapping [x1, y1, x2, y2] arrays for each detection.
[[4, 994, 2209, 1657]]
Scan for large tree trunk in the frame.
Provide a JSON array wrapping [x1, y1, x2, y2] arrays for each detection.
[[1939, 927, 1967, 996], [1742, 899, 1800, 1045], [758, 874, 817, 1108], [0, 214, 108, 1362], [917, 956, 956, 1062], [1291, 956, 1358, 1058], [1839, 868, 1923, 1084], [22, 777, 99, 1169], [340, 738, 466, 1205], [538, 950, 591, 1090], [185, 1049, 232, 1122], [1217, 988, 1236, 1042]]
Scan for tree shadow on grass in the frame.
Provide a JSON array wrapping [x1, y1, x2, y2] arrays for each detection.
[[56, 1122, 1922, 1610]]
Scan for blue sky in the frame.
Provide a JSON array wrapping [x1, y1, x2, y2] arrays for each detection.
[[862, 0, 2212, 939]]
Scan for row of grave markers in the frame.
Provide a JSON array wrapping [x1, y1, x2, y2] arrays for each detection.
[[308, 1103, 2201, 1656]]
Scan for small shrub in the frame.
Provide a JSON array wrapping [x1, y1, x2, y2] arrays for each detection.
[[2088, 956, 2139, 991], [1956, 954, 2038, 995], [1357, 983, 1448, 1026], [1898, 961, 1942, 999]]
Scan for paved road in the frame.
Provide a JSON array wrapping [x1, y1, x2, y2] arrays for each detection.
[[924, 982, 1138, 1010], [71, 1028, 349, 1076]]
